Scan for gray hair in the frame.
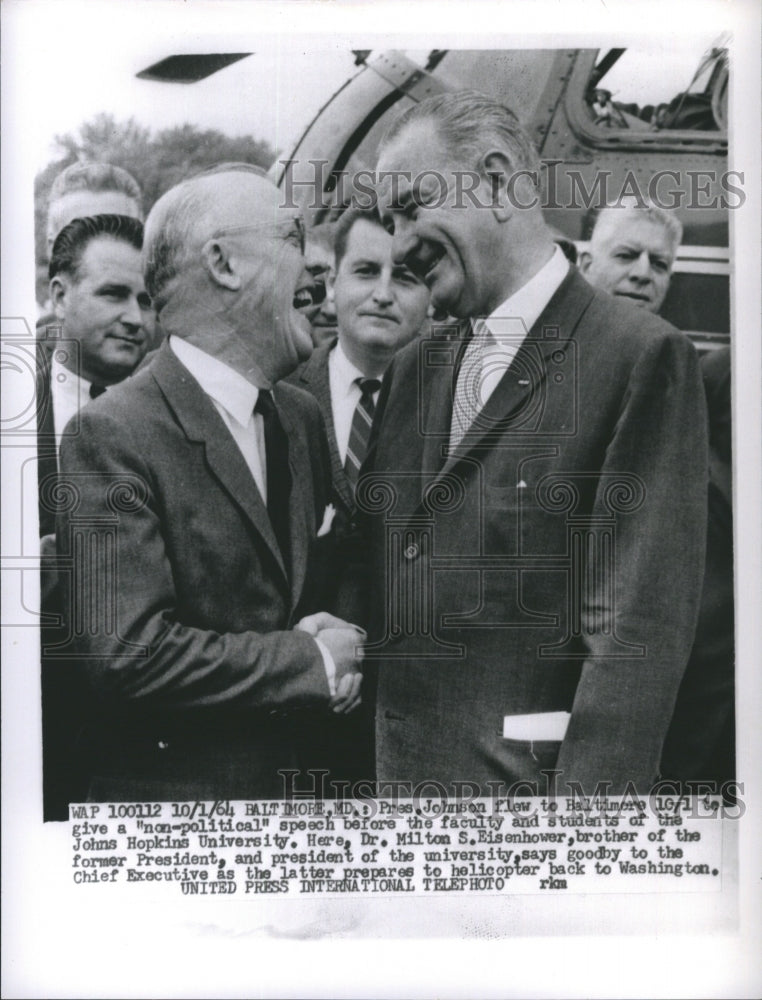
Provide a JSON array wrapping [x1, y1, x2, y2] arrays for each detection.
[[142, 162, 268, 312], [47, 163, 143, 232], [591, 197, 683, 251], [381, 90, 541, 182]]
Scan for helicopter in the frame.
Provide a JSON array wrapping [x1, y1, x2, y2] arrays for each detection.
[[137, 43, 732, 349]]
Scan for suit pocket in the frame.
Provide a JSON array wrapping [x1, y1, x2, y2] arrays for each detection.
[[497, 735, 562, 775]]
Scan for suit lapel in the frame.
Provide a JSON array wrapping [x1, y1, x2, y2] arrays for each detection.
[[296, 342, 355, 513], [151, 344, 290, 589], [433, 269, 595, 483], [275, 390, 314, 608]]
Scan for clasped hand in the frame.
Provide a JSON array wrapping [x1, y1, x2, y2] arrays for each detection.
[[295, 612, 365, 713]]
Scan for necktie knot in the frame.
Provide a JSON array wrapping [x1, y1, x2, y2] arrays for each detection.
[[89, 383, 107, 400], [358, 377, 382, 398], [254, 388, 275, 418]]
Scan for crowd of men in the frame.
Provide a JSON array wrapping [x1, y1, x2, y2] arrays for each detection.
[[37, 91, 733, 818]]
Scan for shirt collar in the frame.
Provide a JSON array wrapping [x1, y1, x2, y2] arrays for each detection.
[[484, 244, 569, 343], [331, 339, 368, 397], [170, 336, 259, 427], [51, 354, 93, 393]]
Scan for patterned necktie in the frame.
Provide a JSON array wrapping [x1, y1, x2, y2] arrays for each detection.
[[254, 389, 292, 573], [89, 383, 107, 400], [449, 319, 489, 453], [344, 377, 382, 492]]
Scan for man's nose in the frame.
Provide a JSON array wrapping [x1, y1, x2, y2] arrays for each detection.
[[371, 270, 394, 305], [122, 296, 144, 328], [320, 285, 337, 322], [628, 251, 652, 282]]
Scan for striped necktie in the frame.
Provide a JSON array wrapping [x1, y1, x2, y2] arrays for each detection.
[[344, 377, 381, 492]]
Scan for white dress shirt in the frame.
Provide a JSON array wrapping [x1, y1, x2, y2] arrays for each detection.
[[51, 355, 95, 455], [170, 336, 268, 502], [328, 341, 382, 463], [169, 336, 336, 694], [450, 245, 569, 449]]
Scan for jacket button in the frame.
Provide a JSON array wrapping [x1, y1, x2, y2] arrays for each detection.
[[404, 543, 419, 560]]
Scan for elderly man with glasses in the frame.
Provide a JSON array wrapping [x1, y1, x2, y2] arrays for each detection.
[[55, 164, 365, 803]]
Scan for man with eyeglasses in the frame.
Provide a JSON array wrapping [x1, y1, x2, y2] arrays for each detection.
[[55, 164, 365, 802]]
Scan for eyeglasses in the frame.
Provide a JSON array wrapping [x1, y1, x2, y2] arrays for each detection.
[[211, 215, 306, 254]]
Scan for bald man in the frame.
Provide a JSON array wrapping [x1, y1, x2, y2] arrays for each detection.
[[55, 165, 364, 802]]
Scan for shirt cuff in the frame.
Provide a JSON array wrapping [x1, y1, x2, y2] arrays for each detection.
[[314, 638, 336, 696]]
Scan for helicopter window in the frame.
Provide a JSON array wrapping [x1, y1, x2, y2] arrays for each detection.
[[583, 38, 728, 134]]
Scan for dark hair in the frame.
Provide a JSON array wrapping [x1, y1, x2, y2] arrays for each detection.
[[48, 214, 144, 281], [333, 205, 386, 269]]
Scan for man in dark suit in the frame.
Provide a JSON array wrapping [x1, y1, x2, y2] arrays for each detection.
[[38, 214, 151, 537], [289, 206, 430, 788], [39, 214, 152, 819], [291, 207, 430, 601], [365, 91, 708, 797], [55, 165, 363, 802], [578, 203, 735, 792]]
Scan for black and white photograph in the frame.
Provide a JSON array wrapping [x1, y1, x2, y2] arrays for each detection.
[[2, 1, 760, 997]]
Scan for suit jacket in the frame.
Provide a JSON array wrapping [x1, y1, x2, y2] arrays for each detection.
[[36, 348, 58, 538], [288, 340, 354, 521], [288, 340, 369, 626], [56, 342, 336, 801], [661, 346, 734, 787], [365, 269, 708, 795], [287, 340, 377, 785]]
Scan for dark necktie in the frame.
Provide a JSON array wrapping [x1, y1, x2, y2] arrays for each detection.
[[89, 383, 107, 400], [344, 377, 381, 492], [254, 389, 292, 573]]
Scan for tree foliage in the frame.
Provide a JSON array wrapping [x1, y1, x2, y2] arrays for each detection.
[[35, 113, 276, 300]]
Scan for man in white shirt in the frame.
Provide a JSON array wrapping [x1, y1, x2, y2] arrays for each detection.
[[38, 212, 151, 818], [290, 206, 430, 557], [55, 164, 364, 802], [38, 214, 152, 537], [366, 91, 708, 797]]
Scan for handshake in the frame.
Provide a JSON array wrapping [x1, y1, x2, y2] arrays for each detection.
[[295, 612, 365, 715]]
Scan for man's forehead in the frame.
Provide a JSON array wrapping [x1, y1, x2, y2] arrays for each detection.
[[343, 218, 391, 259], [78, 236, 144, 281], [596, 212, 675, 253]]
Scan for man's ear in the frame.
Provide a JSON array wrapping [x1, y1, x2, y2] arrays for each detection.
[[578, 250, 592, 274], [201, 238, 241, 291], [49, 276, 68, 320], [480, 150, 533, 223]]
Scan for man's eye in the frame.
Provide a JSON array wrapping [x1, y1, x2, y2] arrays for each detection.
[[651, 260, 668, 272], [394, 269, 420, 285], [138, 293, 153, 310]]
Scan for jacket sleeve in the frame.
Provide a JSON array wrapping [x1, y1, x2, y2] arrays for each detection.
[[56, 406, 331, 713], [556, 329, 708, 793]]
